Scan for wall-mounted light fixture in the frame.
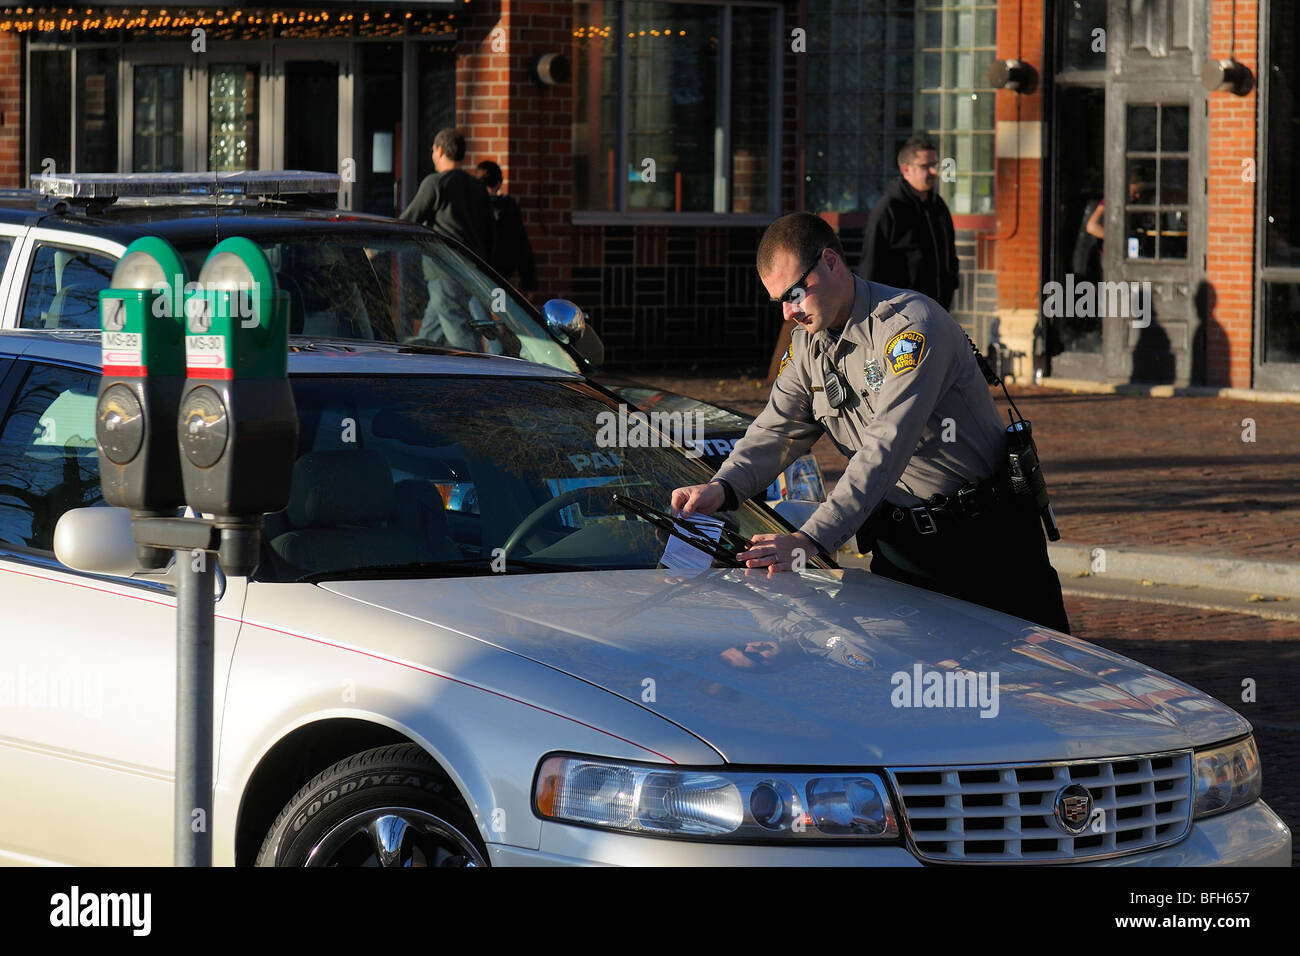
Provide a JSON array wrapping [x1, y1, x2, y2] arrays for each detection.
[[1201, 59, 1253, 96], [531, 53, 571, 86], [986, 59, 1038, 96]]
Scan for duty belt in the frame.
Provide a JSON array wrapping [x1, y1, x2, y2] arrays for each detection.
[[886, 475, 1018, 536]]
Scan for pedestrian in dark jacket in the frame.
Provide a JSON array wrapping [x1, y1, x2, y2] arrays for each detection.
[[475, 160, 538, 293], [859, 137, 960, 311], [399, 128, 494, 261]]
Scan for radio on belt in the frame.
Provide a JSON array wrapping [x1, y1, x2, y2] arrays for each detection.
[[177, 236, 298, 576], [94, 237, 190, 569]]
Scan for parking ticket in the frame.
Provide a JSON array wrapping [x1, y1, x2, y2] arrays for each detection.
[[660, 513, 726, 571]]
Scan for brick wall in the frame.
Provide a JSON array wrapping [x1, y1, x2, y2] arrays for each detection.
[[457, 0, 577, 302], [992, 0, 1044, 313], [0, 32, 21, 188], [1205, 0, 1259, 388]]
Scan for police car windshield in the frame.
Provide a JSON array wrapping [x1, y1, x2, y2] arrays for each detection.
[[171, 230, 579, 373], [261, 376, 819, 581]]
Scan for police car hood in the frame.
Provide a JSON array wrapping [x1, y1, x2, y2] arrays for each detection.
[[318, 568, 1249, 766]]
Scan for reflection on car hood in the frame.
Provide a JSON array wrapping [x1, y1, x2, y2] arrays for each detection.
[[318, 568, 1249, 766]]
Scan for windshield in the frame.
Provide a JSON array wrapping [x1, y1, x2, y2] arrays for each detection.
[[260, 376, 822, 581], [173, 229, 580, 373]]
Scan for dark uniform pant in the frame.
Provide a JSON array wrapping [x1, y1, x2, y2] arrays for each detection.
[[860, 495, 1071, 634]]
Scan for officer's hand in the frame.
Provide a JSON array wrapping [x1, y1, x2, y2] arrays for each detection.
[[737, 532, 814, 575], [670, 481, 725, 516]]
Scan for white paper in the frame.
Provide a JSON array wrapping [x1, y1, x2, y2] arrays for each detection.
[[660, 513, 726, 571]]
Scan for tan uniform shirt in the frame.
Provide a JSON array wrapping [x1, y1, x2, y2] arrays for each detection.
[[714, 276, 1007, 551]]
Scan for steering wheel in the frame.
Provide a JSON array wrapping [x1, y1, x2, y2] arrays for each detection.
[[499, 488, 590, 558]]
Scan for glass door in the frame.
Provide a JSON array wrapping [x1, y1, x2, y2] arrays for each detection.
[[272, 46, 352, 207]]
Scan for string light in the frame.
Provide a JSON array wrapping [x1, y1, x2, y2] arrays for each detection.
[[0, 6, 450, 34]]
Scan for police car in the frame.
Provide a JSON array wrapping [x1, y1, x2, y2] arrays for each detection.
[[0, 171, 824, 506], [0, 330, 1288, 866]]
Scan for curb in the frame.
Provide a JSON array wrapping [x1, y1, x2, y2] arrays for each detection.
[[1047, 543, 1300, 600], [1039, 377, 1300, 405]]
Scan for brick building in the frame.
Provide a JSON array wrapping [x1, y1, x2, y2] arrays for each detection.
[[0, 1, 1296, 390]]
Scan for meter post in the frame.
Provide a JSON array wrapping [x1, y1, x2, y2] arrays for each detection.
[[175, 239, 296, 865], [94, 237, 189, 568]]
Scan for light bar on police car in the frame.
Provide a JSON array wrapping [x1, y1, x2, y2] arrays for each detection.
[[32, 170, 341, 200]]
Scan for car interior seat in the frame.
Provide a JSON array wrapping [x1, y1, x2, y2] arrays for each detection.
[[271, 449, 459, 574]]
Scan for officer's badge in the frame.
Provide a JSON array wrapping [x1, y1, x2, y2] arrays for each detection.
[[885, 330, 926, 375], [777, 344, 793, 377], [863, 358, 884, 393]]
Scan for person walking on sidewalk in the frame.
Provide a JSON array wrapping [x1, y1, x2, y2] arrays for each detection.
[[475, 160, 539, 296], [400, 128, 494, 261], [859, 137, 960, 310], [671, 212, 1070, 633]]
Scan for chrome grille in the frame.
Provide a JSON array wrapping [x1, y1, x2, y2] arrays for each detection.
[[888, 751, 1194, 863]]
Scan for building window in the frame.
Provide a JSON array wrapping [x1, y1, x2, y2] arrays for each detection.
[[1057, 0, 1108, 73], [29, 50, 71, 178], [916, 0, 997, 215], [804, 0, 916, 214], [133, 65, 185, 172], [209, 65, 259, 172], [1123, 103, 1188, 262], [572, 0, 779, 215], [77, 49, 118, 173]]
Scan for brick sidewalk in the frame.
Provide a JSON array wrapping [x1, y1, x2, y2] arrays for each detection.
[[633, 375, 1300, 564]]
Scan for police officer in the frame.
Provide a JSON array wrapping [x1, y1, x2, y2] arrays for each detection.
[[671, 212, 1070, 633]]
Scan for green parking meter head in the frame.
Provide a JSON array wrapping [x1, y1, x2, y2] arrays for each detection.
[[95, 236, 191, 569], [98, 236, 188, 378], [185, 236, 289, 381]]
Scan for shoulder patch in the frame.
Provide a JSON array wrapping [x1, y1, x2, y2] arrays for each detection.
[[777, 344, 793, 377], [885, 329, 926, 375]]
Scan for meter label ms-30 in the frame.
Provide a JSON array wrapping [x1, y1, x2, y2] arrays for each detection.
[[186, 334, 230, 377]]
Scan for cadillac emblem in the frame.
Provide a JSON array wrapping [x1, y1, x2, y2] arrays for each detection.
[[1054, 784, 1094, 834]]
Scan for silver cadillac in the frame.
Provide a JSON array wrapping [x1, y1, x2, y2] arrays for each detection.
[[0, 331, 1289, 865]]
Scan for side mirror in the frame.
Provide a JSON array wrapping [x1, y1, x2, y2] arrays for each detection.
[[54, 507, 142, 576], [543, 298, 605, 370], [53, 507, 226, 597]]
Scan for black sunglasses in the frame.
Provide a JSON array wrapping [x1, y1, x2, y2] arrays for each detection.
[[774, 249, 825, 304]]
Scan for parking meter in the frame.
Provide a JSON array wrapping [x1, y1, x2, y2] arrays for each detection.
[[95, 237, 189, 569], [177, 237, 297, 576]]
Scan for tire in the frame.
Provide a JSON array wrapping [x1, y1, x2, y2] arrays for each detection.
[[255, 743, 488, 867]]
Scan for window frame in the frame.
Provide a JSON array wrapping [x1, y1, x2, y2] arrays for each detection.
[[571, 0, 783, 225]]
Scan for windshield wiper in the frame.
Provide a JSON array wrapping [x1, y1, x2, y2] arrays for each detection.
[[612, 494, 748, 568], [297, 556, 583, 583]]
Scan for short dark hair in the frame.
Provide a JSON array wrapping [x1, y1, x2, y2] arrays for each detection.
[[433, 128, 466, 162], [898, 137, 937, 168], [476, 160, 503, 189], [756, 212, 844, 277]]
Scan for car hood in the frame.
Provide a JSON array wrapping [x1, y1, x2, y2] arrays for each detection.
[[319, 568, 1249, 766]]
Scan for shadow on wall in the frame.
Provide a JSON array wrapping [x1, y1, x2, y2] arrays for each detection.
[[1193, 280, 1218, 387]]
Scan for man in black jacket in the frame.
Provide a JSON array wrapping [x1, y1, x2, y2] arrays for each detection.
[[399, 128, 494, 261], [859, 138, 960, 310], [476, 160, 538, 295]]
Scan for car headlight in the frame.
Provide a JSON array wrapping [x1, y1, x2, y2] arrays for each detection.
[[534, 754, 899, 842], [1193, 735, 1261, 819], [767, 454, 826, 502]]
